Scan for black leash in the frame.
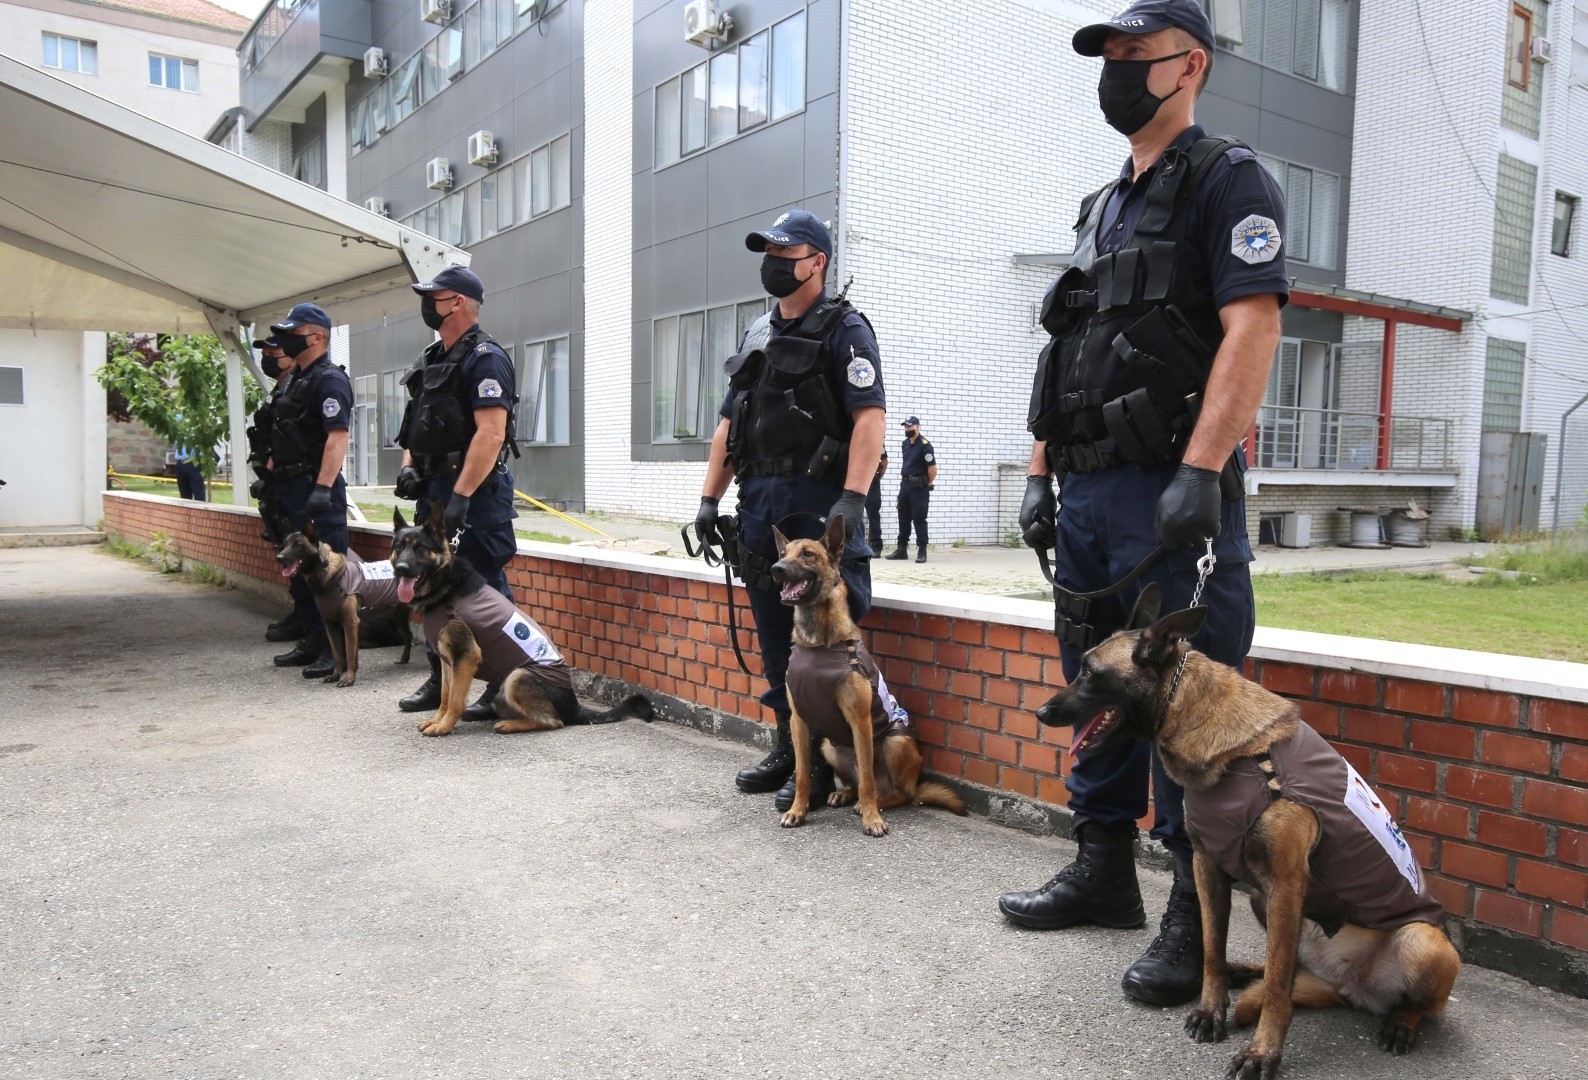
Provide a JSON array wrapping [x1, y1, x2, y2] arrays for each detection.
[[1034, 541, 1168, 603], [681, 515, 759, 677]]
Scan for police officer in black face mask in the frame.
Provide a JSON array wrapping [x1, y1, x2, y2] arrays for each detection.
[[247, 335, 300, 642], [1000, 0, 1286, 1008], [696, 210, 887, 812], [266, 304, 353, 679], [392, 266, 520, 720]]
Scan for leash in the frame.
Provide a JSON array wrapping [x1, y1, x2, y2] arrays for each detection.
[[1161, 538, 1216, 719], [1034, 542, 1167, 603], [680, 515, 759, 677]]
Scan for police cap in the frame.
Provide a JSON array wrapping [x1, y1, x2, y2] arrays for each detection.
[[901, 415, 920, 427], [745, 209, 833, 261], [251, 334, 283, 351], [271, 303, 332, 333], [1073, 0, 1216, 56], [412, 265, 485, 302]]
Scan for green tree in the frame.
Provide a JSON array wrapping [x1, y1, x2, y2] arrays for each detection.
[[98, 334, 262, 479]]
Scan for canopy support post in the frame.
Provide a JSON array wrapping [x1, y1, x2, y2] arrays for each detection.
[[205, 308, 261, 508]]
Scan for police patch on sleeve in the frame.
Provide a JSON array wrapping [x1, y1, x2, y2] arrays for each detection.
[[846, 354, 877, 389], [322, 398, 341, 418], [1231, 214, 1282, 264], [924, 453, 934, 464], [477, 378, 504, 399]]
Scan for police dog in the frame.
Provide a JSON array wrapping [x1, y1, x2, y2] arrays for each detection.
[[1036, 584, 1459, 1079], [389, 505, 652, 736], [275, 523, 413, 687], [772, 513, 966, 836]]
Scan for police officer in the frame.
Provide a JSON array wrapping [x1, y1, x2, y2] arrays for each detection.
[[391, 266, 519, 721], [864, 450, 888, 556], [998, 0, 1285, 1009], [266, 303, 353, 681], [884, 416, 936, 563], [695, 210, 886, 811], [247, 335, 301, 642]]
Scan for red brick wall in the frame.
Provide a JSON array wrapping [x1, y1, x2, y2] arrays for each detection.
[[103, 493, 1588, 964]]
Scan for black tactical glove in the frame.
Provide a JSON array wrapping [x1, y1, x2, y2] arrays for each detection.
[[1155, 464, 1222, 549], [694, 496, 720, 544], [305, 484, 334, 519], [443, 492, 471, 535], [1019, 474, 1057, 550], [826, 489, 867, 541], [394, 465, 423, 500], [249, 478, 267, 501]]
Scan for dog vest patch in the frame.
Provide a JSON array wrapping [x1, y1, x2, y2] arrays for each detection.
[[1343, 761, 1422, 892], [362, 559, 395, 581], [503, 610, 563, 665]]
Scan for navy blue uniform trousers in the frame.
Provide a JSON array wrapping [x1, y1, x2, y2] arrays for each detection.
[[737, 474, 873, 714], [416, 466, 519, 600], [1055, 463, 1255, 864], [896, 485, 930, 547], [865, 475, 883, 552], [278, 473, 348, 635]]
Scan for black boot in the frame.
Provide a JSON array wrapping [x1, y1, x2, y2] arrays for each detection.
[[399, 653, 442, 713], [735, 710, 795, 793], [303, 645, 335, 680], [461, 684, 499, 722], [915, 545, 928, 563], [884, 546, 908, 560], [265, 611, 305, 642], [273, 637, 319, 667], [996, 823, 1146, 930], [774, 753, 835, 813], [1121, 858, 1204, 1007]]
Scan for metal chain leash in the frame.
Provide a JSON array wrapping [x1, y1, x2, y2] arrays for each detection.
[[1162, 538, 1217, 717]]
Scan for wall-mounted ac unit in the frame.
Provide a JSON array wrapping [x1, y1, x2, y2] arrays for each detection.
[[425, 158, 452, 190], [363, 47, 388, 78], [466, 130, 498, 167], [515, 0, 540, 19], [683, 0, 731, 48], [364, 196, 389, 217], [1531, 35, 1553, 63], [420, 0, 450, 26]]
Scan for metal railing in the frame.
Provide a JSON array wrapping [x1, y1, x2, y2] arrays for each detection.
[[238, 0, 310, 74], [1252, 405, 1452, 473]]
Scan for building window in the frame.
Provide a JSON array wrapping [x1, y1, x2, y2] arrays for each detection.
[[1491, 154, 1539, 304], [1482, 338, 1526, 433], [398, 135, 568, 245], [653, 10, 807, 169], [526, 133, 572, 219], [653, 299, 770, 442], [1501, 0, 1548, 136], [149, 53, 199, 92], [293, 137, 326, 190], [43, 33, 97, 75], [519, 337, 570, 445], [0, 366, 24, 406], [1553, 193, 1577, 257], [1213, 0, 1349, 92], [1508, 5, 1532, 89], [1257, 155, 1340, 270], [381, 370, 406, 448]]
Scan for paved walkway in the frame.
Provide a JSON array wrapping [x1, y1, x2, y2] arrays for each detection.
[[1, 546, 1581, 1080]]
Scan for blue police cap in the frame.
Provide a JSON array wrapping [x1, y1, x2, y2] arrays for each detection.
[[901, 416, 920, 427], [411, 265, 485, 302], [271, 303, 332, 333], [745, 210, 833, 260], [1073, 0, 1216, 56], [251, 334, 282, 350]]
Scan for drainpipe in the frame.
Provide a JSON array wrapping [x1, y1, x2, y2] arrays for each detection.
[[1377, 317, 1397, 471], [1553, 390, 1588, 535]]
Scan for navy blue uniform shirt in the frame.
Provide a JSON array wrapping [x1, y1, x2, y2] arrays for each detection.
[[1098, 123, 1289, 310], [718, 291, 886, 421], [300, 356, 353, 434], [445, 324, 516, 414], [899, 434, 936, 478]]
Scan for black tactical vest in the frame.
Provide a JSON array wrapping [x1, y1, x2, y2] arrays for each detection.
[[724, 297, 867, 479], [1028, 136, 1242, 474], [397, 326, 515, 469], [245, 390, 277, 467], [270, 359, 338, 474]]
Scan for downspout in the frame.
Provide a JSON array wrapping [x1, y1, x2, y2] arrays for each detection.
[[1377, 317, 1397, 470]]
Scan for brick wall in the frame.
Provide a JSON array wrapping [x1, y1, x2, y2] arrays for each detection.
[[102, 492, 1588, 990], [107, 419, 170, 476]]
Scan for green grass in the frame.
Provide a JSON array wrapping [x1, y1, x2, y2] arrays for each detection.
[[517, 530, 573, 545]]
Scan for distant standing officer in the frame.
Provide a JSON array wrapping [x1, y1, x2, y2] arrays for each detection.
[[694, 209, 886, 812], [392, 266, 519, 722], [999, 0, 1285, 1009], [247, 335, 301, 642], [865, 450, 888, 556], [266, 303, 353, 682], [172, 446, 207, 501], [885, 416, 937, 563]]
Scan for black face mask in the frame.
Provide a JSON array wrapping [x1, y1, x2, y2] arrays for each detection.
[[420, 296, 448, 331], [1097, 51, 1189, 136], [261, 355, 284, 379], [761, 254, 818, 299], [277, 334, 311, 359]]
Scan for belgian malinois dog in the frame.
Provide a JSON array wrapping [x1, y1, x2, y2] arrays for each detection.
[[389, 505, 652, 737], [1037, 584, 1459, 1079], [275, 522, 413, 687], [772, 513, 966, 836]]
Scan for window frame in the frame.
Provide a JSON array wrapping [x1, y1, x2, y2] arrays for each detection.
[[1508, 5, 1532, 91], [395, 132, 572, 244], [43, 32, 97, 75], [149, 52, 199, 93], [1552, 192, 1577, 258], [650, 297, 773, 444], [518, 335, 571, 446], [1255, 153, 1343, 270], [0, 365, 25, 407], [1215, 0, 1349, 93], [380, 369, 407, 449]]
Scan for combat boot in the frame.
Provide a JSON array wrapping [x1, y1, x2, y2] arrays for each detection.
[[996, 823, 1146, 930], [302, 646, 335, 680], [398, 653, 442, 713], [915, 545, 928, 563], [461, 684, 500, 722], [273, 637, 319, 667], [735, 709, 795, 793], [1121, 858, 1204, 1006], [884, 546, 908, 560], [265, 611, 305, 642], [774, 752, 835, 812]]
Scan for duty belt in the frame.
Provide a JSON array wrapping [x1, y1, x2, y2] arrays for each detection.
[[273, 461, 316, 480]]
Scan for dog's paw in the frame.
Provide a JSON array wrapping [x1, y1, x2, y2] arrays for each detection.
[[322, 673, 339, 684], [1226, 1046, 1282, 1080], [1376, 1015, 1418, 1055], [860, 813, 889, 837], [780, 809, 806, 829], [417, 719, 453, 737], [336, 677, 355, 688], [827, 789, 857, 807], [1185, 1006, 1227, 1043]]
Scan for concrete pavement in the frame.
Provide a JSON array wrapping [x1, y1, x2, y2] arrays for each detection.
[[1, 545, 1582, 1080]]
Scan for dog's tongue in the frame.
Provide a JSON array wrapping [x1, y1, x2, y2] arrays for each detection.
[[280, 561, 300, 578], [397, 577, 416, 604], [1070, 710, 1111, 760]]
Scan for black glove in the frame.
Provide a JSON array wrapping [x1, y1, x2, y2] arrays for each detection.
[[394, 465, 423, 500], [826, 489, 867, 540], [305, 484, 334, 519], [249, 478, 267, 501], [444, 492, 471, 535], [1019, 474, 1057, 550], [1155, 464, 1222, 549], [694, 496, 720, 544]]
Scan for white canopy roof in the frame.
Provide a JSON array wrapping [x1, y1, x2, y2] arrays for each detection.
[[0, 53, 466, 335]]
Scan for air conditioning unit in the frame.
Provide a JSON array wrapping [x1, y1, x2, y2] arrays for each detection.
[[515, 0, 540, 19], [683, 0, 732, 48], [363, 196, 389, 217], [425, 157, 452, 190], [420, 0, 450, 26], [467, 130, 498, 167], [363, 46, 388, 78], [1531, 35, 1553, 63]]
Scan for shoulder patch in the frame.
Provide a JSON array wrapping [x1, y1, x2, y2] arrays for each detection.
[[321, 398, 341, 418], [477, 378, 504, 399], [1223, 146, 1258, 166], [1231, 214, 1282, 264], [846, 352, 877, 389]]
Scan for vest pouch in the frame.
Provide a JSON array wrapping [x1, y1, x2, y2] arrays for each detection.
[[726, 388, 753, 462], [1111, 307, 1209, 398], [725, 347, 764, 391], [1040, 267, 1094, 338], [1094, 248, 1144, 312], [271, 414, 310, 468], [409, 362, 468, 456], [763, 336, 824, 390]]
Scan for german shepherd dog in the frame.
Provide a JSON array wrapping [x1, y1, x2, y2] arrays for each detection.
[[389, 505, 652, 736], [772, 514, 966, 836], [275, 522, 413, 687], [1036, 584, 1459, 1079]]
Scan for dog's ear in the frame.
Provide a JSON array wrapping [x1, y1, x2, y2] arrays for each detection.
[[822, 514, 846, 557], [1132, 605, 1210, 668], [1126, 583, 1162, 630], [304, 520, 319, 542], [772, 526, 790, 558], [425, 500, 446, 535], [393, 507, 408, 532]]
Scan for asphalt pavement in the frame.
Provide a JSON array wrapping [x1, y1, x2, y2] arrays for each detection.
[[1, 546, 1582, 1080]]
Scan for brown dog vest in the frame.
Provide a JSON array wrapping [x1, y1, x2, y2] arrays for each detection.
[[1185, 721, 1444, 935], [421, 585, 572, 690], [313, 550, 402, 623], [786, 639, 909, 748]]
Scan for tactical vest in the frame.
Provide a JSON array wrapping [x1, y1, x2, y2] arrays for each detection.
[[786, 638, 910, 750], [311, 550, 404, 625], [245, 390, 277, 468], [270, 359, 339, 476], [724, 297, 869, 480], [1028, 136, 1242, 475], [419, 584, 572, 690], [398, 326, 517, 474]]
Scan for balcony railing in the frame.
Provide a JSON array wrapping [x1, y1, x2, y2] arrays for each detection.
[[239, 0, 309, 75], [1253, 405, 1452, 473]]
